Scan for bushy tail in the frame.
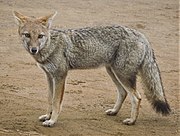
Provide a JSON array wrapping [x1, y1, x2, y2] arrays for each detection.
[[140, 47, 171, 116]]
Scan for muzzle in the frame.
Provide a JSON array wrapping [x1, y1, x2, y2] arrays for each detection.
[[30, 47, 39, 55]]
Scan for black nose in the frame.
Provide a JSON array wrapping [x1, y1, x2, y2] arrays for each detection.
[[31, 47, 37, 54]]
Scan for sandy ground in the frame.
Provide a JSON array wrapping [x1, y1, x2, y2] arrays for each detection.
[[0, 0, 179, 136]]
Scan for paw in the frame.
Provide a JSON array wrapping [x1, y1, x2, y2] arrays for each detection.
[[105, 109, 118, 116], [42, 119, 55, 127], [122, 118, 136, 125], [39, 114, 51, 122]]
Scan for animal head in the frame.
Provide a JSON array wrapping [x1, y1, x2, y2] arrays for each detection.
[[13, 11, 57, 55]]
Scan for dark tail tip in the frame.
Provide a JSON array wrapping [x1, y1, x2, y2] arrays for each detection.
[[152, 100, 171, 116]]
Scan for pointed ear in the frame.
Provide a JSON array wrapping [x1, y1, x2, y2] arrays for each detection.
[[13, 11, 29, 26], [37, 11, 57, 29]]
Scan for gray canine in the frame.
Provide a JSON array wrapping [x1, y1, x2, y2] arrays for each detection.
[[13, 11, 171, 127]]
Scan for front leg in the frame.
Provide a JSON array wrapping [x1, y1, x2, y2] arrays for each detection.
[[42, 75, 66, 127], [39, 72, 53, 122]]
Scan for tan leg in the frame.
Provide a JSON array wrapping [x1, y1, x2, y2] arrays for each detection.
[[109, 70, 141, 125], [39, 73, 53, 122], [123, 90, 141, 125], [42, 77, 66, 127], [105, 67, 127, 115]]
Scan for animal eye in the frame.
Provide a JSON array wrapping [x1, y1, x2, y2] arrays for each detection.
[[38, 34, 44, 39], [24, 33, 31, 38]]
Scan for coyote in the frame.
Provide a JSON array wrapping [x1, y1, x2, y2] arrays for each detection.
[[13, 11, 171, 127]]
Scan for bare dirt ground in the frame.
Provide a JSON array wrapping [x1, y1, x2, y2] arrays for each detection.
[[0, 0, 179, 136]]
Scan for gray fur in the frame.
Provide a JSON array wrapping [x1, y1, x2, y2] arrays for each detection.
[[14, 11, 170, 126], [36, 26, 145, 71], [35, 25, 170, 120]]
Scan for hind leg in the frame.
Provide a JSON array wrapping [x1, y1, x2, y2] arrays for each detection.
[[117, 76, 141, 125], [123, 91, 141, 125], [110, 69, 142, 125], [105, 67, 127, 116]]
